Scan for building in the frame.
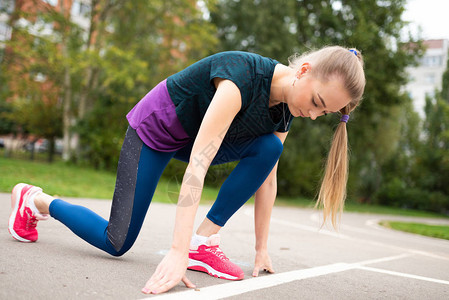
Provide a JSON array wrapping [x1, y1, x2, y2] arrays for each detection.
[[3, 0, 91, 89], [1, 0, 92, 61], [405, 39, 449, 117], [0, 0, 14, 62], [1, 0, 92, 158], [2, 0, 91, 41]]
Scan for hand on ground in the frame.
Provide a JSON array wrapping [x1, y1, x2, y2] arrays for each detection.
[[141, 248, 196, 294], [252, 249, 275, 277]]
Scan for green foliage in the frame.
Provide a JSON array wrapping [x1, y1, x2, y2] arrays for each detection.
[[1, 18, 66, 161], [0, 60, 16, 135], [3, 0, 447, 215], [211, 0, 297, 59], [410, 95, 449, 213], [441, 51, 449, 101], [75, 0, 218, 169], [374, 62, 449, 215], [1, 1, 218, 169], [76, 102, 126, 171], [110, 0, 218, 83], [75, 45, 150, 170], [211, 0, 422, 203], [0, 100, 15, 135], [10, 96, 62, 139], [1, 7, 84, 161], [278, 117, 333, 197]]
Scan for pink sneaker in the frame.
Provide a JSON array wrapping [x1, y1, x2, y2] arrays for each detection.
[[8, 183, 49, 242], [188, 234, 244, 280]]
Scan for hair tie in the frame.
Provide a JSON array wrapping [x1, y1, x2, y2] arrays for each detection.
[[340, 114, 349, 123], [349, 49, 357, 56]]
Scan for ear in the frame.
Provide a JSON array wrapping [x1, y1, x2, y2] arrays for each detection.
[[297, 62, 311, 77]]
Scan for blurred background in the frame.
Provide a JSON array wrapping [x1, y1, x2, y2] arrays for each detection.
[[0, 0, 448, 217]]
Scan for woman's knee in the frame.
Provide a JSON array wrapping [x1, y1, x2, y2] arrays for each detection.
[[252, 134, 283, 160], [105, 238, 132, 257], [109, 248, 128, 257]]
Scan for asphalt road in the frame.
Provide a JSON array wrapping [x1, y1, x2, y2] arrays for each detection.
[[1, 193, 449, 299]]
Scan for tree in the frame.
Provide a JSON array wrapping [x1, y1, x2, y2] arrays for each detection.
[[2, 0, 217, 168], [75, 0, 218, 170], [211, 0, 423, 203], [2, 8, 66, 161], [442, 51, 449, 101], [409, 55, 449, 213]]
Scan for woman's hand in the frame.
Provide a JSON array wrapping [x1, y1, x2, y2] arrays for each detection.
[[141, 248, 196, 295], [252, 249, 275, 277]]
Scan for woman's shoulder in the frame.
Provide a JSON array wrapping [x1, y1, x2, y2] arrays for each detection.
[[210, 51, 273, 63], [210, 51, 278, 75]]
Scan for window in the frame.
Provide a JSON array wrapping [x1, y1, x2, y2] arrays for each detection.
[[79, 2, 90, 15], [422, 55, 444, 67], [35, 16, 53, 35], [43, 0, 58, 6], [29, 69, 47, 82], [34, 72, 47, 82], [425, 73, 436, 84], [0, 22, 12, 41], [71, 0, 91, 18], [71, 1, 80, 15], [0, 0, 15, 14]]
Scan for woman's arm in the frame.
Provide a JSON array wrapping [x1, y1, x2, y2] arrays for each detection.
[[170, 78, 242, 253], [142, 78, 242, 295], [252, 131, 288, 276]]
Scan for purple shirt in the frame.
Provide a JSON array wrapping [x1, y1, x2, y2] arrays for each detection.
[[127, 79, 190, 152]]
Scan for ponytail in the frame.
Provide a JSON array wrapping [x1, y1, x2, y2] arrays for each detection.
[[291, 46, 365, 229], [315, 107, 350, 229]]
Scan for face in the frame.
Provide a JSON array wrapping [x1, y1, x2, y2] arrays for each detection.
[[286, 67, 351, 120]]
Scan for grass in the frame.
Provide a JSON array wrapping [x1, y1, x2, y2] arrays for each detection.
[[342, 202, 446, 218], [0, 154, 447, 219], [0, 155, 117, 199], [380, 221, 449, 240], [0, 154, 220, 204]]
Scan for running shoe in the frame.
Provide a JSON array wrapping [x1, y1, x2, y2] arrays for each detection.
[[188, 234, 244, 280], [8, 183, 48, 242]]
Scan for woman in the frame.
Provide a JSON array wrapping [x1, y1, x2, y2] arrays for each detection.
[[8, 46, 365, 295]]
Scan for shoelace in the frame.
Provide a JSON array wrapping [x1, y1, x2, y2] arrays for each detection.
[[207, 246, 229, 261], [25, 211, 38, 230]]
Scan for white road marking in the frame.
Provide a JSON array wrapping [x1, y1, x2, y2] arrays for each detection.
[[354, 253, 413, 266], [407, 249, 449, 261], [147, 253, 446, 300], [357, 266, 449, 285], [149, 263, 355, 300], [146, 207, 449, 299]]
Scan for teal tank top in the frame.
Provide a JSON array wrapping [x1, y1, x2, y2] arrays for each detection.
[[166, 51, 294, 145]]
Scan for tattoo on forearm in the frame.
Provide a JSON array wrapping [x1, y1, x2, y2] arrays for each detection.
[[177, 172, 203, 207], [166, 128, 231, 207]]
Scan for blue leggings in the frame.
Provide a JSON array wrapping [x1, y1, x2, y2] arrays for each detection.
[[49, 128, 283, 256]]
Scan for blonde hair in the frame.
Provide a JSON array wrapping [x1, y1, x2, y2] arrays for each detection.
[[289, 46, 366, 228]]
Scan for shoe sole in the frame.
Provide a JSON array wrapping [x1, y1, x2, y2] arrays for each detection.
[[188, 258, 244, 280], [8, 183, 34, 243]]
